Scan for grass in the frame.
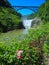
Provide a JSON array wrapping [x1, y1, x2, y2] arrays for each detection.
[[0, 29, 23, 43]]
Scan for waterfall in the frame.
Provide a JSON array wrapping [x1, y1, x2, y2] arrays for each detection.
[[20, 16, 41, 40], [22, 16, 33, 29], [22, 15, 33, 34], [22, 19, 33, 29]]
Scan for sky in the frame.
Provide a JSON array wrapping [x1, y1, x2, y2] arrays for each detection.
[[8, 0, 45, 15]]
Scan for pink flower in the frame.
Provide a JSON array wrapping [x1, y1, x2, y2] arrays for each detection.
[[17, 50, 23, 59]]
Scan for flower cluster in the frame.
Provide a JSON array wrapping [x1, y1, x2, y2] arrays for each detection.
[[17, 50, 23, 59]]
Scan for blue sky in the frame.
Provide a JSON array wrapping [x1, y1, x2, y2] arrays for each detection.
[[8, 0, 45, 15]]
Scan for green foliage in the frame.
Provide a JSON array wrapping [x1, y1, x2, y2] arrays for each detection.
[[37, 1, 49, 22], [42, 38, 49, 65], [0, 43, 38, 65], [0, 22, 49, 65], [0, 38, 38, 65], [43, 41, 49, 55], [0, 7, 21, 32], [45, 1, 49, 21], [37, 3, 45, 20], [29, 1, 49, 23]]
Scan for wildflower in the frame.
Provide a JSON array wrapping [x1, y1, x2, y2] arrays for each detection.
[[17, 50, 23, 59]]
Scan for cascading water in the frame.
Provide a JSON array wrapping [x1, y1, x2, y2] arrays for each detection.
[[22, 15, 33, 34], [19, 15, 33, 40], [19, 16, 41, 40], [22, 19, 33, 29]]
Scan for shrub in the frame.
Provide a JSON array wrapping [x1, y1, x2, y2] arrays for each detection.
[[0, 42, 39, 65], [0, 22, 49, 65], [0, 7, 21, 32]]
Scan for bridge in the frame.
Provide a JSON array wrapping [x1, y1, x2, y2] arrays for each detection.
[[1, 5, 39, 13], [12, 6, 39, 13]]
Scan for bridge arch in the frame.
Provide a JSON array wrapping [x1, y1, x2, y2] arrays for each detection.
[[12, 6, 39, 13], [16, 8, 37, 13]]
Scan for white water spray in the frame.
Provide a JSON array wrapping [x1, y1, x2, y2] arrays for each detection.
[[22, 16, 33, 34], [22, 19, 33, 29]]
